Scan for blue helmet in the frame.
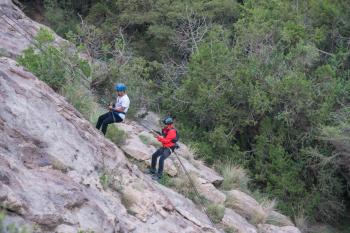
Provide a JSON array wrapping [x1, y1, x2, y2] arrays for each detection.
[[115, 83, 127, 92], [163, 116, 174, 125]]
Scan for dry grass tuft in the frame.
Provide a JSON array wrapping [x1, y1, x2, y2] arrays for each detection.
[[221, 164, 250, 191]]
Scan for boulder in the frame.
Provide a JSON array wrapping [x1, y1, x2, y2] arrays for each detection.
[[195, 177, 226, 204], [225, 190, 266, 224], [221, 208, 257, 233], [267, 211, 294, 227]]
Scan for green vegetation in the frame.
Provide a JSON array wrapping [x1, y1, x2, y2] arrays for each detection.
[[220, 164, 250, 192], [0, 211, 30, 233], [77, 230, 95, 233], [138, 133, 160, 147], [19, 0, 350, 229], [18, 28, 97, 121], [99, 172, 110, 190], [105, 125, 127, 146], [224, 227, 238, 233], [206, 203, 225, 223]]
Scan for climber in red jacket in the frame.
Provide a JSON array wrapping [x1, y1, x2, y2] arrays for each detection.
[[149, 116, 179, 180]]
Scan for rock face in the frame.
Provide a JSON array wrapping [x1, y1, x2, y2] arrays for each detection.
[[225, 190, 266, 224], [0, 57, 219, 233], [221, 208, 257, 233], [0, 0, 64, 58]]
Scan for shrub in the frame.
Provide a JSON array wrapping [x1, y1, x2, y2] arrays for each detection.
[[206, 203, 225, 223], [159, 174, 172, 186], [225, 193, 267, 225], [105, 125, 127, 146], [220, 164, 250, 192], [62, 82, 99, 121], [18, 28, 91, 93], [167, 173, 199, 203]]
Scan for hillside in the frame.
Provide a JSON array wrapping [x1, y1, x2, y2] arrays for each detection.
[[2, 0, 350, 232], [0, 1, 303, 233]]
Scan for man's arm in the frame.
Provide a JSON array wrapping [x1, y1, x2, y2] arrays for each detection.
[[112, 106, 126, 112], [157, 129, 176, 144]]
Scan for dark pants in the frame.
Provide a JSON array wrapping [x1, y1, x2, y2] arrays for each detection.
[[96, 111, 123, 135], [151, 147, 171, 176]]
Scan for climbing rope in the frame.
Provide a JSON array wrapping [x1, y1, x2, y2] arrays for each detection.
[[172, 150, 217, 229], [139, 122, 217, 229]]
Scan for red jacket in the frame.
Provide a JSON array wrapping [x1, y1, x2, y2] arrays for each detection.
[[156, 125, 176, 148]]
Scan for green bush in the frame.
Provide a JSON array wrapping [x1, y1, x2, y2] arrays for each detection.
[[105, 125, 127, 146], [62, 82, 99, 121], [18, 28, 91, 93], [18, 28, 98, 123]]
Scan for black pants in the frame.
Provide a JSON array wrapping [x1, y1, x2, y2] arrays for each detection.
[[151, 147, 171, 176], [96, 111, 123, 135]]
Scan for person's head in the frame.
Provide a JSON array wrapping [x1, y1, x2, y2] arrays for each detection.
[[114, 83, 127, 96], [163, 116, 174, 127]]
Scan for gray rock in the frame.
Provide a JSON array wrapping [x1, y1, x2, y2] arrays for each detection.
[[0, 1, 64, 59], [222, 208, 257, 233], [258, 224, 301, 233], [225, 190, 266, 224]]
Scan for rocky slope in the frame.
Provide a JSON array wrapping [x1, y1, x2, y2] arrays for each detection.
[[0, 1, 302, 232], [0, 57, 219, 233]]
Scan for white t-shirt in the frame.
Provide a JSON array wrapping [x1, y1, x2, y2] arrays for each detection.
[[115, 94, 130, 120]]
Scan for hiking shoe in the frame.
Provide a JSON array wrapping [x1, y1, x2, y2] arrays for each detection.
[[152, 174, 162, 181], [146, 169, 156, 175]]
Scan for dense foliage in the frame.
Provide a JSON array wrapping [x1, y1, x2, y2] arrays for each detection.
[[19, 0, 350, 226]]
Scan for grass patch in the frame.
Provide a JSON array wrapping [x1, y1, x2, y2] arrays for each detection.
[[78, 230, 95, 233], [120, 190, 137, 215], [51, 159, 71, 173], [225, 192, 268, 225], [206, 203, 225, 223], [159, 174, 172, 186], [99, 168, 124, 193], [165, 173, 207, 204], [99, 173, 110, 190], [0, 210, 31, 233], [62, 81, 99, 121], [220, 164, 250, 191], [224, 227, 238, 233], [106, 125, 127, 146]]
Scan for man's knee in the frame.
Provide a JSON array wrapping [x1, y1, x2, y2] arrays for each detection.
[[152, 149, 161, 158]]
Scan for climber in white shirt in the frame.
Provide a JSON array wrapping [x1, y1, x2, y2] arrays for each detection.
[[96, 83, 130, 135]]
